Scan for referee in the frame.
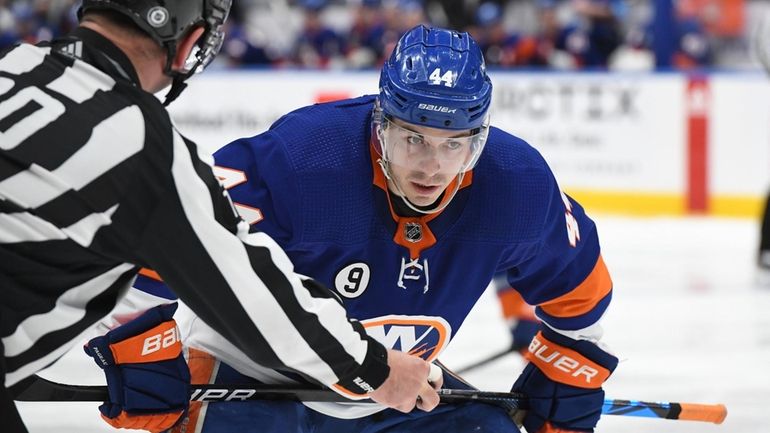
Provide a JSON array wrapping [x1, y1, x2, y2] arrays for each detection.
[[0, 1, 437, 430]]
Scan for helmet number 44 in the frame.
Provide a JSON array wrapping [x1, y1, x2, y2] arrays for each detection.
[[429, 68, 455, 87]]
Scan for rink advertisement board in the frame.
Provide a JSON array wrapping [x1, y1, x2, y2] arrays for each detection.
[[168, 70, 770, 218], [488, 73, 687, 215]]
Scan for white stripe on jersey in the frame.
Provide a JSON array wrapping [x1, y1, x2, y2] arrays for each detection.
[[0, 87, 66, 150], [2, 297, 145, 387], [46, 62, 115, 103], [541, 316, 606, 344], [62, 203, 119, 246], [0, 204, 117, 244], [0, 77, 14, 94], [5, 323, 104, 388], [0, 105, 144, 208], [0, 163, 69, 207], [173, 132, 364, 386], [0, 210, 66, 242], [2, 262, 135, 358], [244, 232, 369, 369], [0, 44, 49, 74]]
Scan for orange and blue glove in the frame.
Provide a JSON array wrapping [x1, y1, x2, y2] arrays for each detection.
[[512, 328, 618, 433], [84, 303, 190, 433]]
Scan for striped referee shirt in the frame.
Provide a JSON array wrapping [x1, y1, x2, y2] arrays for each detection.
[[0, 28, 387, 395]]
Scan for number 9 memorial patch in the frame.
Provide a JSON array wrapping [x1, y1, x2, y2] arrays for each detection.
[[334, 262, 371, 298]]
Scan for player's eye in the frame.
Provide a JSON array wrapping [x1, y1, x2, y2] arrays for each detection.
[[444, 140, 463, 150], [406, 134, 425, 145]]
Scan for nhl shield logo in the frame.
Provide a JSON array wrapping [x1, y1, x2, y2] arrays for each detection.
[[405, 222, 422, 243]]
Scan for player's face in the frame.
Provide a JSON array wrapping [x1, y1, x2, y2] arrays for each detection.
[[384, 118, 475, 206]]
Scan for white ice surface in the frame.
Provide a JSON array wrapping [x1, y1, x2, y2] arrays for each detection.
[[17, 216, 770, 432]]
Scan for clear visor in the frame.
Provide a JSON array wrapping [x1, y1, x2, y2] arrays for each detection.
[[375, 112, 489, 177]]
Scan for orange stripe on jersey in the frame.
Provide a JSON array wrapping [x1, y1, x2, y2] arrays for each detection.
[[524, 332, 611, 389], [138, 268, 163, 282], [169, 348, 219, 433], [497, 289, 538, 321], [538, 255, 612, 318]]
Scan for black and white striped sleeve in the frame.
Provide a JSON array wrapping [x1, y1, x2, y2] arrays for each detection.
[[0, 39, 386, 395], [132, 128, 389, 394]]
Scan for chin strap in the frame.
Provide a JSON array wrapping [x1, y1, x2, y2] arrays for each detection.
[[376, 158, 464, 215], [161, 45, 203, 107], [162, 75, 188, 107]]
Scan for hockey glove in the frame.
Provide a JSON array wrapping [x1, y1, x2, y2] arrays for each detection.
[[512, 328, 618, 433], [84, 302, 190, 433]]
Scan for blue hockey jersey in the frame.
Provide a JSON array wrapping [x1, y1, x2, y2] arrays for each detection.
[[136, 94, 612, 381]]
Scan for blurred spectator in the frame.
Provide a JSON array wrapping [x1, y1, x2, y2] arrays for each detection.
[[470, 1, 545, 67], [528, 0, 572, 67], [672, 0, 713, 68], [608, 24, 656, 70], [346, 0, 387, 67], [291, 0, 346, 68], [554, 0, 623, 68], [0, 0, 14, 50], [376, 0, 430, 66], [0, 0, 758, 70], [55, 1, 80, 36], [221, 21, 274, 66], [471, 2, 518, 66], [1, 1, 54, 49], [389, 0, 429, 33]]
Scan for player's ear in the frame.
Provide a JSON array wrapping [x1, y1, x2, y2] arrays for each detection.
[[172, 26, 206, 71]]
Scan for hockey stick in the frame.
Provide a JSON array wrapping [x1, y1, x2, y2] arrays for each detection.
[[15, 375, 727, 424], [454, 346, 519, 374]]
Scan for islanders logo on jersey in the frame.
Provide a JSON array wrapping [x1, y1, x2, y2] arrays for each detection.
[[361, 315, 451, 362]]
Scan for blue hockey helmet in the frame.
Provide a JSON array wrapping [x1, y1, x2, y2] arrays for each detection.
[[378, 24, 492, 131]]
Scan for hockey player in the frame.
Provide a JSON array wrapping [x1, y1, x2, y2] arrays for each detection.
[[0, 1, 439, 431], [104, 25, 618, 433]]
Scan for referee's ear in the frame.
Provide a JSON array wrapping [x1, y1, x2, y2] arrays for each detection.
[[171, 26, 206, 71]]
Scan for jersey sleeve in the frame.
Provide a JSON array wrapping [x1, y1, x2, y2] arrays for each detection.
[[503, 170, 612, 342], [132, 129, 389, 396]]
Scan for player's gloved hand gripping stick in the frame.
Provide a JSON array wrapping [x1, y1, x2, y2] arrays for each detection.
[[511, 328, 618, 433], [83, 303, 190, 433]]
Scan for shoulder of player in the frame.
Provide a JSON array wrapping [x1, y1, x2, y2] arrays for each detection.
[[468, 127, 558, 240], [479, 126, 551, 179], [251, 96, 374, 172], [269, 95, 375, 134]]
